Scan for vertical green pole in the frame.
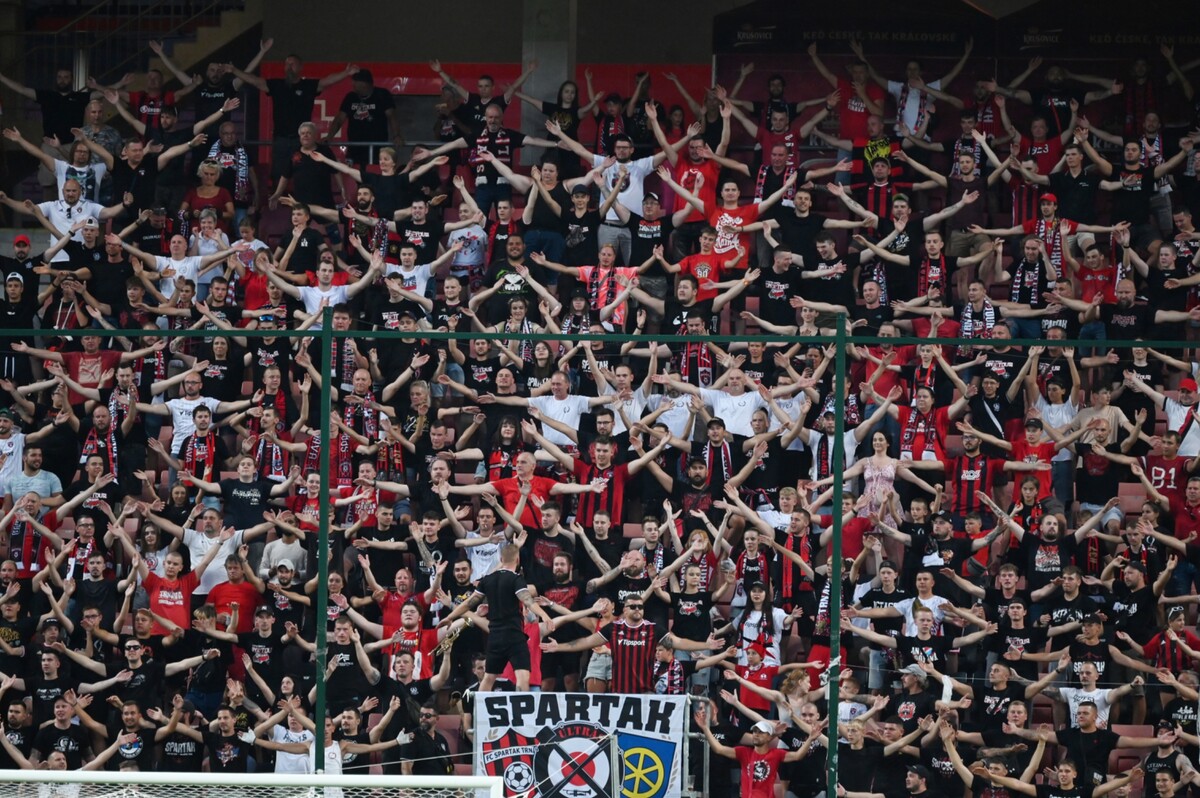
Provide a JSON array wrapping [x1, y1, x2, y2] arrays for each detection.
[[314, 307, 333, 770], [825, 315, 847, 794]]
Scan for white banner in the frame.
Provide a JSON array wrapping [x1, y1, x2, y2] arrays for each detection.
[[473, 692, 687, 798]]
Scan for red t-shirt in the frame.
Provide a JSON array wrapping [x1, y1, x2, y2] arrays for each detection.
[[1143, 454, 1186, 504], [207, 580, 263, 634], [60, 350, 122, 405], [1076, 264, 1117, 304], [735, 746, 788, 798], [709, 203, 759, 257], [837, 79, 886, 140], [814, 515, 870, 560], [736, 663, 780, 711], [896, 406, 951, 463], [143, 570, 199, 634], [336, 486, 397, 529], [1168, 494, 1200, 541], [494, 476, 558, 528], [1009, 438, 1056, 499], [382, 624, 440, 679], [1020, 137, 1064, 177], [678, 252, 727, 301], [756, 125, 803, 170], [673, 158, 721, 223]]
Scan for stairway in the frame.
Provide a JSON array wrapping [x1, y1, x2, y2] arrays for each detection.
[[147, 0, 264, 76]]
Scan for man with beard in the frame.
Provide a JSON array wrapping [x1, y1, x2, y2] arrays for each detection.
[[1083, 133, 1195, 253], [538, 551, 587, 692], [399, 702, 453, 777]]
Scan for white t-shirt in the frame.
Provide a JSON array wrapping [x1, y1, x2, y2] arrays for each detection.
[[644, 393, 692, 438], [593, 154, 655, 222], [601, 384, 648, 436], [182, 528, 244, 594], [271, 726, 315, 773], [1034, 396, 1079, 462], [154, 255, 203, 300], [384, 262, 434, 298], [38, 199, 104, 261], [447, 225, 487, 270], [528, 394, 592, 447], [698, 388, 767, 437], [465, 529, 501, 578], [886, 79, 943, 135], [188, 232, 230, 286], [298, 284, 349, 321], [1058, 686, 1113, 727], [0, 431, 25, 487], [805, 429, 860, 483], [54, 160, 107, 203], [165, 396, 222, 455], [772, 394, 808, 451], [891, 595, 954, 636]]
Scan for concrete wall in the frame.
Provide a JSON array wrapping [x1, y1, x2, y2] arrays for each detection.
[[262, 0, 748, 65]]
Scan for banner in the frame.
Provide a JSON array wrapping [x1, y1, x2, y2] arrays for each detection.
[[473, 692, 687, 798]]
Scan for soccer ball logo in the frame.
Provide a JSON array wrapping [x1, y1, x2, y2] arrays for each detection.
[[504, 761, 535, 793]]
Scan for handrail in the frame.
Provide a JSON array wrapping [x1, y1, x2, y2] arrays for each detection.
[[94, 0, 236, 83]]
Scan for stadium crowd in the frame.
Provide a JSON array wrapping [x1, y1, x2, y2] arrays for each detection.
[[1, 30, 1200, 798]]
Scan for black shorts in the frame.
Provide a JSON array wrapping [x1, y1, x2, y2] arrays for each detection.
[[540, 650, 581, 679], [485, 629, 531, 674]]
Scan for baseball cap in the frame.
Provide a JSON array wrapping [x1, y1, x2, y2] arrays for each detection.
[[879, 560, 899, 572], [931, 510, 952, 524], [570, 184, 590, 196], [6, 272, 23, 283], [81, 217, 99, 229], [900, 664, 928, 680], [644, 191, 661, 203], [1180, 378, 1198, 392], [908, 765, 933, 781], [1024, 418, 1044, 430], [0, 407, 14, 420], [40, 617, 61, 630], [255, 605, 275, 616], [1081, 613, 1103, 626], [1040, 193, 1058, 203], [747, 580, 768, 592], [752, 720, 775, 734], [150, 206, 167, 215], [276, 558, 296, 572], [13, 234, 30, 246]]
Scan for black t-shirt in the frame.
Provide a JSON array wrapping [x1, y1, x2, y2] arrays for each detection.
[[972, 680, 1026, 732], [281, 144, 338, 207], [1110, 165, 1157, 224], [801, 252, 859, 306], [277, 228, 325, 274], [105, 659, 165, 708], [204, 729, 252, 772], [112, 157, 161, 211], [363, 171, 414, 220], [1109, 582, 1158, 644], [340, 87, 395, 143], [530, 184, 570, 233], [669, 590, 713, 642], [219, 478, 274, 529], [1018, 533, 1079, 592], [475, 569, 529, 636], [193, 79, 239, 134], [33, 723, 90, 769], [857, 587, 910, 648], [626, 212, 674, 275], [1049, 170, 1100, 224], [563, 209, 601, 267], [895, 634, 954, 668], [990, 623, 1047, 679], [104, 723, 157, 770], [266, 77, 321, 136], [35, 88, 92, 142], [1056, 727, 1120, 785], [756, 267, 804, 326]]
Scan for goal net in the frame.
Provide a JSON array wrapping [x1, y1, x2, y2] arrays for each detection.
[[0, 772, 504, 798]]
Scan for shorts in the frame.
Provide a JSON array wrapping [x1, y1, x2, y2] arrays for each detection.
[[541, 651, 581, 680], [585, 651, 612, 681], [1080, 502, 1123, 529], [485, 629, 530, 674]]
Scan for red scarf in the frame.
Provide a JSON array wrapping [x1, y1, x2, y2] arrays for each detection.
[[754, 164, 796, 204], [250, 390, 288, 435], [254, 435, 287, 481], [80, 423, 118, 475], [375, 438, 406, 483], [704, 439, 733, 484], [900, 409, 940, 460], [339, 393, 377, 485], [303, 432, 322, 475], [678, 343, 713, 387], [183, 429, 217, 481], [917, 253, 948, 297]]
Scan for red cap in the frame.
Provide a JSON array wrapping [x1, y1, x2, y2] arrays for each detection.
[[748, 642, 768, 660], [1039, 193, 1058, 203], [13, 235, 30, 246], [1180, 378, 1198, 392]]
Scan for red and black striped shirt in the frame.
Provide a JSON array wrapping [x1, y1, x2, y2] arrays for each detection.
[[949, 454, 1002, 516], [572, 460, 630, 528], [602, 619, 658, 693]]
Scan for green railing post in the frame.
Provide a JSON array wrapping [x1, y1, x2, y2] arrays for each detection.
[[313, 307, 333, 770], [826, 314, 847, 796]]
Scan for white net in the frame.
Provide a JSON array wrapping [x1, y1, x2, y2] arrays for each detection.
[[0, 773, 503, 798]]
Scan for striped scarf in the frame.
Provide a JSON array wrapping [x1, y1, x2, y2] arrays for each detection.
[[207, 140, 250, 203]]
